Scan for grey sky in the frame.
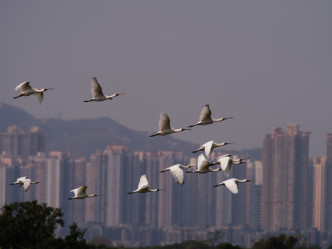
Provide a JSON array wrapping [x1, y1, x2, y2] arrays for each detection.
[[1, 1, 332, 156]]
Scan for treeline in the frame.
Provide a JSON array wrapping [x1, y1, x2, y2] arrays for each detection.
[[0, 201, 326, 249]]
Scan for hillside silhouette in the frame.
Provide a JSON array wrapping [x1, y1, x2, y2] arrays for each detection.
[[0, 103, 261, 159]]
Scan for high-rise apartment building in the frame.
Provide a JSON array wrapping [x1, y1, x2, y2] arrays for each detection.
[[262, 124, 310, 232], [246, 160, 263, 229], [230, 160, 248, 226], [0, 125, 46, 158], [29, 126, 46, 156], [0, 126, 30, 158], [325, 133, 332, 234], [311, 157, 326, 232]]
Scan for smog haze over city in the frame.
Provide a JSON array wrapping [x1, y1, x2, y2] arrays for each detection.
[[1, 1, 332, 156]]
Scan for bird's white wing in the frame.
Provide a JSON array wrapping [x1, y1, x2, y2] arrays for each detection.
[[203, 141, 214, 158], [197, 154, 205, 170], [70, 187, 78, 195], [70, 186, 80, 196], [219, 157, 232, 177], [169, 165, 184, 184], [224, 179, 238, 194], [159, 112, 171, 131], [138, 174, 149, 189], [34, 92, 44, 104], [15, 81, 32, 92], [22, 178, 32, 192], [76, 186, 87, 196], [71, 186, 87, 197], [91, 77, 105, 98], [17, 176, 28, 182], [199, 105, 212, 122], [16, 176, 27, 187], [197, 154, 210, 171]]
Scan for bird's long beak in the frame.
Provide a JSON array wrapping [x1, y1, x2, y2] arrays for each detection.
[[46, 88, 55, 91]]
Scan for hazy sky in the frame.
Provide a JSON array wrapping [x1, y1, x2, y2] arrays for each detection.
[[1, 1, 332, 156]]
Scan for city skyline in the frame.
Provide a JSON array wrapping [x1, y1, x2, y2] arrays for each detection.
[[0, 141, 266, 247], [1, 1, 332, 156], [1, 122, 332, 247]]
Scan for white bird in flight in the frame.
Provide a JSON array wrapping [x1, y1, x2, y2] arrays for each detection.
[[187, 154, 220, 174], [213, 178, 250, 194], [68, 185, 100, 200], [188, 104, 233, 128], [9, 176, 40, 192], [128, 174, 163, 194], [160, 164, 194, 184], [149, 112, 191, 137], [192, 140, 233, 158], [13, 81, 54, 104], [216, 154, 249, 177], [84, 77, 125, 102]]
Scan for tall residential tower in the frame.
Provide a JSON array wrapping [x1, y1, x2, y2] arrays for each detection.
[[262, 124, 310, 232]]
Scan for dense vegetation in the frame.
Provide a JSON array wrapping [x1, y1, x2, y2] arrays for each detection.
[[0, 201, 326, 249], [0, 201, 93, 249]]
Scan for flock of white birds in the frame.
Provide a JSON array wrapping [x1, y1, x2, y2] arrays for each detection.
[[10, 77, 250, 198]]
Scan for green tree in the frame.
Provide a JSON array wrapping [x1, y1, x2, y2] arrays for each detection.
[[56, 223, 95, 249], [216, 242, 243, 249], [0, 200, 63, 249], [179, 240, 211, 249], [0, 201, 96, 249], [252, 233, 321, 249]]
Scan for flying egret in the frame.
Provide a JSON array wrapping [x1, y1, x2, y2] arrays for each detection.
[[188, 104, 233, 128], [128, 174, 163, 194], [192, 140, 233, 158], [13, 81, 54, 104], [216, 154, 249, 177], [10, 176, 40, 192], [83, 77, 125, 102], [68, 185, 100, 200], [149, 112, 191, 137], [187, 154, 220, 174], [160, 164, 194, 184], [213, 178, 250, 194]]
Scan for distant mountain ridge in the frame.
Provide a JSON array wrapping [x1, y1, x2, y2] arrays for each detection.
[[0, 103, 261, 159], [0, 103, 198, 157]]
